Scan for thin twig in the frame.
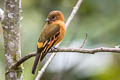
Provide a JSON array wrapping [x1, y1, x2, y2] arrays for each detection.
[[80, 33, 88, 48]]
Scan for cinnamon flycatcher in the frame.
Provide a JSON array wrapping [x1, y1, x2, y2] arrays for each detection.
[[32, 10, 65, 74]]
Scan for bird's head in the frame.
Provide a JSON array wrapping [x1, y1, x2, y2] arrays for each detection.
[[46, 10, 64, 23]]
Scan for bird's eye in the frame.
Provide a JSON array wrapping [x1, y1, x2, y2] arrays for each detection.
[[52, 16, 56, 19]]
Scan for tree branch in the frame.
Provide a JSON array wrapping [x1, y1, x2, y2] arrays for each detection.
[[11, 52, 36, 69], [65, 0, 83, 28], [10, 47, 120, 69], [52, 47, 120, 53]]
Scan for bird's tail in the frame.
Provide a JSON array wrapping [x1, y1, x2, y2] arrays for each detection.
[[32, 53, 40, 74], [32, 37, 58, 74]]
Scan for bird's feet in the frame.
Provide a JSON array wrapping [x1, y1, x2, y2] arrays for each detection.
[[51, 46, 58, 51]]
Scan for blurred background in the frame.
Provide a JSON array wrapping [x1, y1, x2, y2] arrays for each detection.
[[0, 0, 120, 80]]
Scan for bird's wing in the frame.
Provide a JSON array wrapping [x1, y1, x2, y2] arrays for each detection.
[[39, 24, 60, 61], [32, 24, 60, 74]]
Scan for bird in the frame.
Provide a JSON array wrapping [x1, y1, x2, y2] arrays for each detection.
[[32, 10, 66, 74]]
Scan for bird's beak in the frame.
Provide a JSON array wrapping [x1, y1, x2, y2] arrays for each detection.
[[45, 18, 50, 22]]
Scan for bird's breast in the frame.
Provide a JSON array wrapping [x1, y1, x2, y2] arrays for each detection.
[[53, 21, 65, 45]]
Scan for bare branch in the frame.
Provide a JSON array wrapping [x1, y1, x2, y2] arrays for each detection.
[[10, 47, 120, 69], [65, 0, 83, 28], [11, 52, 36, 69], [52, 47, 120, 53], [35, 0, 84, 79]]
